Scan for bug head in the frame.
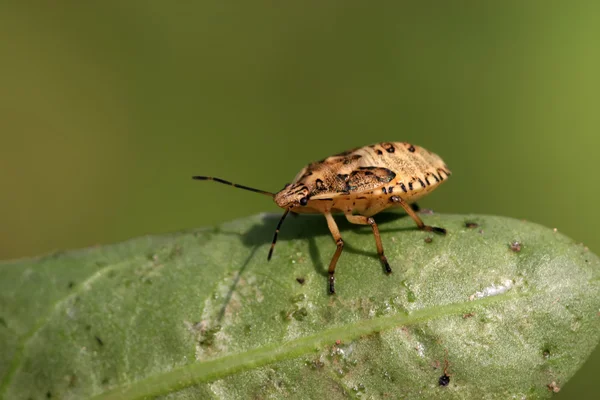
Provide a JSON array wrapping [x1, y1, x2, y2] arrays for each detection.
[[274, 183, 310, 209]]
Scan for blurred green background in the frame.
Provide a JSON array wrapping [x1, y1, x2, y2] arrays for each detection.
[[1, 1, 598, 397]]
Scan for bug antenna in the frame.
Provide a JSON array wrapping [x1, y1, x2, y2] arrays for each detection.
[[268, 208, 290, 261], [192, 176, 274, 197]]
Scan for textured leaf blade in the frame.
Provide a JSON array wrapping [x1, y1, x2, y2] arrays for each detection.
[[1, 213, 599, 399]]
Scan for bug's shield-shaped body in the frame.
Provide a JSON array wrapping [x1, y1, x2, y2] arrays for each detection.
[[274, 142, 451, 216]]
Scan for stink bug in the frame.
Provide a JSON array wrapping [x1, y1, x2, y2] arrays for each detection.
[[193, 142, 451, 294]]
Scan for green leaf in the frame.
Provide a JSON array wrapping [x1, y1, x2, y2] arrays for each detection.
[[1, 213, 599, 399]]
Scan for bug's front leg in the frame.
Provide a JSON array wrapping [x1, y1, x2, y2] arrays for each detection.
[[390, 196, 447, 234], [345, 214, 392, 274], [324, 212, 344, 294]]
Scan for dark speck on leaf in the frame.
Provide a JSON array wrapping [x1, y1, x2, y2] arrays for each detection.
[[543, 349, 550, 359], [510, 241, 522, 252], [465, 221, 479, 228], [95, 336, 104, 346], [439, 374, 450, 386], [68, 281, 75, 289], [296, 277, 305, 285], [424, 237, 433, 244], [200, 325, 222, 346], [307, 358, 325, 370]]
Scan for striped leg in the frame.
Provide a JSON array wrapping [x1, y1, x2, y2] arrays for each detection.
[[345, 214, 392, 274], [391, 196, 446, 234], [324, 212, 344, 294]]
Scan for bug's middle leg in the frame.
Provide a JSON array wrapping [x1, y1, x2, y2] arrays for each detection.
[[391, 196, 446, 234], [345, 214, 392, 274], [324, 212, 344, 295]]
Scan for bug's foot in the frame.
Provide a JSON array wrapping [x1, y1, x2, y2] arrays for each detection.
[[381, 257, 392, 274], [328, 274, 336, 295], [423, 226, 447, 235], [432, 226, 447, 235]]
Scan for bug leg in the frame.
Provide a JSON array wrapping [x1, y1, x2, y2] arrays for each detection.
[[390, 196, 447, 235], [345, 214, 392, 274], [324, 212, 344, 294]]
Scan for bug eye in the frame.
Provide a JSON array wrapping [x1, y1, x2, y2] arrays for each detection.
[[299, 197, 308, 206]]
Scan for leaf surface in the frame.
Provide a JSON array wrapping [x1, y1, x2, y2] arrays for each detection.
[[1, 213, 599, 399]]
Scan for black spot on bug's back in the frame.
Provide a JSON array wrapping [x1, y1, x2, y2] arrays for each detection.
[[418, 178, 426, 188], [364, 171, 374, 176], [358, 166, 381, 171], [315, 179, 325, 190], [376, 149, 383, 155], [386, 145, 395, 153], [409, 182, 414, 191], [408, 144, 416, 152], [437, 168, 450, 180], [399, 183, 408, 192]]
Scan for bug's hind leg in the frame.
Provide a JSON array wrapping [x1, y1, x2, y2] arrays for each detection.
[[345, 214, 392, 274], [324, 212, 344, 294], [391, 196, 447, 235]]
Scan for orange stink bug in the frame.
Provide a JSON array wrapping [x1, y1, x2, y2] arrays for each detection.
[[194, 142, 451, 294]]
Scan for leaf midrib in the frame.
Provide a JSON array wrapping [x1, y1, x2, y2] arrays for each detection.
[[92, 291, 528, 400]]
